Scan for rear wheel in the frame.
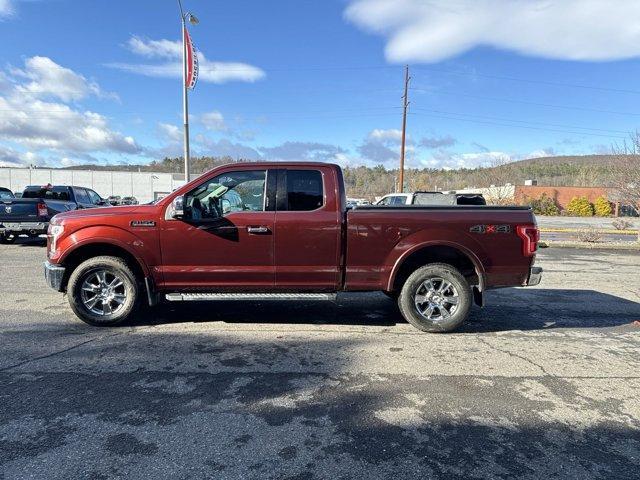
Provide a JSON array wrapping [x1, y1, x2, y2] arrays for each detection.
[[398, 263, 472, 333], [67, 256, 140, 326]]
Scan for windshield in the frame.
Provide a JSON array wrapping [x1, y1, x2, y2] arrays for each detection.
[[0, 189, 14, 200]]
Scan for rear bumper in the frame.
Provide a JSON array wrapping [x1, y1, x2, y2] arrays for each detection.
[[44, 261, 66, 292], [0, 221, 48, 235], [525, 266, 543, 286]]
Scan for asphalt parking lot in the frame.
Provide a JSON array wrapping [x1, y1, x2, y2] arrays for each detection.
[[1, 240, 639, 479]]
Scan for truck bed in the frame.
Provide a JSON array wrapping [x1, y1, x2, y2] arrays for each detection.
[[345, 205, 536, 291]]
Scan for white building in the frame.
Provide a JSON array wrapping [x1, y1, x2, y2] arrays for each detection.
[[0, 168, 189, 203]]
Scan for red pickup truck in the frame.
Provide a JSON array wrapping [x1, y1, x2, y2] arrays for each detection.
[[44, 162, 541, 332]]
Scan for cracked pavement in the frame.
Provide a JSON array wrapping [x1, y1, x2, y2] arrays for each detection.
[[1, 241, 639, 479]]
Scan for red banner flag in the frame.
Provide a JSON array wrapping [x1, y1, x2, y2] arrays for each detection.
[[184, 27, 198, 90]]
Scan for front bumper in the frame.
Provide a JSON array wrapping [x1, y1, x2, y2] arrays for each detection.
[[525, 266, 543, 286], [44, 261, 66, 292]]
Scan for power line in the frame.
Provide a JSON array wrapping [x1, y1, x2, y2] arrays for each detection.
[[409, 111, 627, 139], [191, 63, 640, 95], [410, 107, 629, 134], [409, 65, 640, 95], [410, 87, 640, 117]]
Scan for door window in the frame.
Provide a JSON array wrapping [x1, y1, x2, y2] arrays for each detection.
[[389, 195, 406, 205], [87, 189, 102, 205], [184, 170, 266, 220], [285, 170, 323, 211], [74, 188, 90, 204]]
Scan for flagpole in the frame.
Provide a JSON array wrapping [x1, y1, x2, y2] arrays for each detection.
[[179, 0, 191, 183]]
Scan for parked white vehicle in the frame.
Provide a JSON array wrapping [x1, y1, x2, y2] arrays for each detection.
[[375, 191, 486, 206]]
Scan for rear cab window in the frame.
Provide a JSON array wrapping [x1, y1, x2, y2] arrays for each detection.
[[22, 186, 71, 201], [285, 170, 324, 211]]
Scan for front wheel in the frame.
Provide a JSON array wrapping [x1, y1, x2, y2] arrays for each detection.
[[398, 263, 472, 333], [67, 256, 140, 326]]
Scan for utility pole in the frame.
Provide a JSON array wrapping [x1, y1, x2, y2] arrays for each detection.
[[398, 65, 410, 193]]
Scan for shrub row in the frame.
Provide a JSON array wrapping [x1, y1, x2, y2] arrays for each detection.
[[523, 195, 612, 216]]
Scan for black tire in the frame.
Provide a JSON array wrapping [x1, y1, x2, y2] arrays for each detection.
[[398, 263, 472, 333], [67, 256, 141, 327], [0, 234, 15, 244]]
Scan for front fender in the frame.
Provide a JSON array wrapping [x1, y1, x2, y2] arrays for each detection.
[[385, 227, 487, 292], [56, 225, 156, 276]]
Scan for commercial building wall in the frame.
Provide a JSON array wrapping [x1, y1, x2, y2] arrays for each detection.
[[0, 168, 185, 203], [514, 185, 609, 209]]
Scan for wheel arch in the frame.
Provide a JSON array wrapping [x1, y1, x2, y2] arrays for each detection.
[[58, 241, 148, 292], [387, 242, 485, 293]]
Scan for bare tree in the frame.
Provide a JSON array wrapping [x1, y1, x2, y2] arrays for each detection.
[[479, 158, 517, 205], [611, 132, 640, 241], [611, 132, 640, 213]]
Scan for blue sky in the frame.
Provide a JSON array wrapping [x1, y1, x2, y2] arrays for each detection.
[[2, 0, 640, 169]]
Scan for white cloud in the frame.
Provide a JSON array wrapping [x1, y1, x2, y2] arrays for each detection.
[[420, 134, 457, 149], [369, 128, 403, 141], [0, 145, 23, 167], [195, 136, 261, 160], [422, 148, 556, 169], [157, 123, 183, 142], [0, 57, 140, 166], [357, 128, 414, 166], [0, 0, 14, 18], [345, 0, 640, 63], [12, 56, 116, 102], [127, 36, 182, 59], [107, 36, 266, 84], [199, 111, 228, 132], [259, 141, 346, 162]]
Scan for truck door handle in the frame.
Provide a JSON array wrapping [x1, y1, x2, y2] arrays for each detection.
[[247, 225, 270, 234]]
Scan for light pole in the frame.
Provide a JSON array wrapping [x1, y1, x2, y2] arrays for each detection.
[[177, 0, 198, 183]]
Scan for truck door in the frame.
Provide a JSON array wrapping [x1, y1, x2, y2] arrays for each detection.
[[274, 168, 342, 290], [158, 168, 276, 289]]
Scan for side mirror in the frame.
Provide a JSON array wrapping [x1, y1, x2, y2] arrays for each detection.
[[171, 195, 185, 218]]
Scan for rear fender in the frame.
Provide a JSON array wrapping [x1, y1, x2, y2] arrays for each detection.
[[385, 229, 487, 292]]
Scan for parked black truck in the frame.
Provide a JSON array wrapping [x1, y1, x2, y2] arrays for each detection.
[[0, 185, 106, 243]]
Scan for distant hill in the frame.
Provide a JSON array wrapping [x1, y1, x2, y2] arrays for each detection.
[[512, 154, 632, 167], [33, 153, 638, 198]]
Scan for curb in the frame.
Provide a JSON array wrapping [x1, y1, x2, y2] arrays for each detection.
[[539, 227, 638, 235], [540, 241, 640, 251]]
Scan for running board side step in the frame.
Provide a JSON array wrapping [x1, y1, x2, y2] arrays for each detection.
[[165, 292, 337, 302]]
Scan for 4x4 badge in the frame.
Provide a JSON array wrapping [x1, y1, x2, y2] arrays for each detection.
[[470, 224, 511, 234]]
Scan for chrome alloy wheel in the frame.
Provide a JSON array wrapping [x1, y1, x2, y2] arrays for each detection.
[[413, 277, 460, 322], [80, 270, 127, 316]]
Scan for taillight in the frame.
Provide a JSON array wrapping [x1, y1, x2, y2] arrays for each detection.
[[37, 202, 48, 217], [516, 225, 539, 257]]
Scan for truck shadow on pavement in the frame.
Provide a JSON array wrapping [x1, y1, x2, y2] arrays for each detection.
[[1, 332, 638, 479], [133, 288, 640, 333]]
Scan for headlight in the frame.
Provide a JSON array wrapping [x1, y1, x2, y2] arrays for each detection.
[[48, 224, 64, 257], [48, 225, 64, 237]]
